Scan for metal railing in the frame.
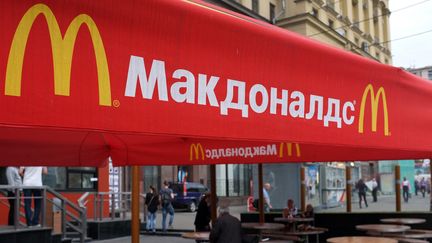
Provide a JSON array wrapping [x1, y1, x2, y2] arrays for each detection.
[[78, 191, 146, 222], [0, 186, 87, 243]]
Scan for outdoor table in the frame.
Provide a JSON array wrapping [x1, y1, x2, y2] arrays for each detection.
[[241, 222, 284, 240], [326, 236, 398, 243], [181, 232, 210, 242], [380, 218, 426, 225], [378, 229, 432, 241], [282, 228, 327, 243], [274, 217, 314, 232], [356, 224, 410, 235]]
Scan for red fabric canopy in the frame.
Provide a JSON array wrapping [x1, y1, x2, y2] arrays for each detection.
[[0, 0, 431, 166]]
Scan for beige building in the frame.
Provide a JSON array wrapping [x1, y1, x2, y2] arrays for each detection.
[[219, 0, 392, 64]]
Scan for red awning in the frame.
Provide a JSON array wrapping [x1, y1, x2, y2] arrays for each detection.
[[0, 0, 431, 166]]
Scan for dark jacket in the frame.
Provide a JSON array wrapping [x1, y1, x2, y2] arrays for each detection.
[[209, 213, 242, 243], [145, 192, 159, 213], [357, 180, 367, 194], [194, 198, 211, 230]]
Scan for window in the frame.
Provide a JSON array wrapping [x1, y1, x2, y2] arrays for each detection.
[[269, 3, 275, 22], [43, 167, 97, 191], [328, 19, 334, 29], [327, 0, 335, 9], [252, 0, 259, 13], [428, 70, 432, 80], [312, 8, 319, 17], [361, 42, 369, 53]]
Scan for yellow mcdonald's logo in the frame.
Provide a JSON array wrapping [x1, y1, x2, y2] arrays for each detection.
[[4, 3, 111, 106], [190, 143, 205, 161], [279, 142, 301, 158], [358, 84, 389, 136]]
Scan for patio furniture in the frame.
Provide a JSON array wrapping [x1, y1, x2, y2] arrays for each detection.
[[356, 224, 410, 235], [181, 232, 210, 242], [327, 236, 397, 243], [380, 218, 426, 225]]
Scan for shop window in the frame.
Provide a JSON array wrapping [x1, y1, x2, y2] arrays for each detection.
[[43, 167, 97, 191]]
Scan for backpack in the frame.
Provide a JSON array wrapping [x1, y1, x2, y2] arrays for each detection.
[[161, 189, 172, 204]]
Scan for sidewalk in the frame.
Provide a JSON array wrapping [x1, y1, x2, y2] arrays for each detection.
[[317, 194, 431, 213]]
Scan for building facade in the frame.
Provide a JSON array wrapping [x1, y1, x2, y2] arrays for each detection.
[[408, 66, 432, 80], [224, 0, 392, 64]]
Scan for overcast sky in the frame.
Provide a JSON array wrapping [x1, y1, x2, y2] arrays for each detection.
[[390, 0, 432, 68]]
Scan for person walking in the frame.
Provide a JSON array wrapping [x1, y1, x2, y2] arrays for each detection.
[[159, 181, 174, 232], [145, 185, 158, 233], [6, 166, 22, 226], [209, 201, 242, 243], [402, 177, 411, 202], [414, 178, 419, 196], [371, 178, 378, 202], [420, 177, 427, 198], [263, 183, 272, 212], [20, 166, 47, 227], [357, 179, 368, 208]]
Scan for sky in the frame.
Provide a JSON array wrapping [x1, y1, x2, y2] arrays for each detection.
[[390, 0, 432, 68]]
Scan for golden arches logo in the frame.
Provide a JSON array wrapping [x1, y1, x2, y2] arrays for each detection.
[[5, 3, 111, 106], [358, 84, 389, 136], [279, 143, 301, 158], [190, 143, 205, 161]]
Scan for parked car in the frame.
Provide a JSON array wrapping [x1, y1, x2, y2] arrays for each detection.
[[169, 182, 208, 212]]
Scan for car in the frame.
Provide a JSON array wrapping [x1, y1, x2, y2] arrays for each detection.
[[169, 182, 208, 212]]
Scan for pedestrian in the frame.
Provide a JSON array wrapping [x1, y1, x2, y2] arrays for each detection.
[[371, 178, 378, 202], [194, 193, 212, 243], [420, 177, 427, 198], [414, 178, 419, 196], [209, 201, 242, 243], [263, 183, 272, 212], [194, 193, 211, 231], [357, 179, 368, 208], [19, 166, 47, 227], [159, 181, 174, 232], [401, 177, 411, 202], [145, 185, 158, 233], [6, 166, 22, 226]]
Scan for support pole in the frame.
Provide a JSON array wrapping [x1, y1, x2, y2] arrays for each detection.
[[395, 165, 401, 212], [345, 166, 352, 213], [131, 166, 140, 243], [210, 164, 217, 224], [300, 167, 306, 213], [258, 163, 264, 224]]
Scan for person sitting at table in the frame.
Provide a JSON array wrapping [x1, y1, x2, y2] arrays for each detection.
[[209, 200, 242, 243], [298, 204, 314, 231], [282, 199, 298, 218]]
